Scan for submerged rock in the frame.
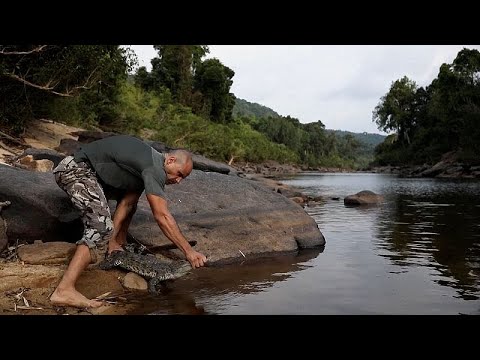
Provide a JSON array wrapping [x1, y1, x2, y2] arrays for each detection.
[[344, 190, 384, 206]]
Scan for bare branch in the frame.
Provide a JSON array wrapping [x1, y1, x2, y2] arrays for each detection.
[[0, 45, 48, 56], [85, 65, 100, 84], [4, 64, 102, 97], [0, 141, 19, 155], [5, 73, 72, 97], [64, 65, 101, 93], [0, 130, 27, 146]]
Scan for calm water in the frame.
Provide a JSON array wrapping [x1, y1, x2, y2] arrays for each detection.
[[131, 173, 480, 315]]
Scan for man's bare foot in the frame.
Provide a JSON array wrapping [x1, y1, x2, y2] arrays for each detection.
[[50, 288, 104, 309]]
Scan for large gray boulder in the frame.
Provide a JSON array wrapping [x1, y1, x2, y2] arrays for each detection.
[[0, 164, 84, 247], [0, 164, 325, 264], [127, 170, 325, 263]]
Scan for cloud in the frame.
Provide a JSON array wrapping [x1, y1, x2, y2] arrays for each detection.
[[125, 45, 480, 134]]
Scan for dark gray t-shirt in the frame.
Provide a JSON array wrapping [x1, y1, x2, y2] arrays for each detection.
[[74, 135, 167, 199]]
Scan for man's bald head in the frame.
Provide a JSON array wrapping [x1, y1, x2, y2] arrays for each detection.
[[164, 149, 193, 184], [170, 149, 192, 166]]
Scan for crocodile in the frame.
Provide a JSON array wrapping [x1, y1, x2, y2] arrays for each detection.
[[98, 250, 192, 294]]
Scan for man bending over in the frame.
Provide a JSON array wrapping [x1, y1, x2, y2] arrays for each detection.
[[50, 135, 207, 308]]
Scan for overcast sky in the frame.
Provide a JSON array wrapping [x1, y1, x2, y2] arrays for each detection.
[[126, 45, 480, 135]]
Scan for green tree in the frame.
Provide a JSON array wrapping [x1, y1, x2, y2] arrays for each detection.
[[151, 45, 209, 106], [193, 58, 236, 123], [134, 66, 155, 92], [427, 48, 480, 155], [303, 120, 327, 164], [372, 76, 418, 145]]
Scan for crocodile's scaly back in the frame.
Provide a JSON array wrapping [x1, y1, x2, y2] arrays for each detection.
[[99, 251, 192, 293]]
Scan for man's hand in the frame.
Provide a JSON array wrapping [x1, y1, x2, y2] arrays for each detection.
[[186, 249, 207, 268]]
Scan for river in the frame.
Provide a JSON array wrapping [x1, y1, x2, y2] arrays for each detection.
[[137, 172, 480, 315]]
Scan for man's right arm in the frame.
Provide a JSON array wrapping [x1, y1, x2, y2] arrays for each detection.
[[146, 193, 207, 268]]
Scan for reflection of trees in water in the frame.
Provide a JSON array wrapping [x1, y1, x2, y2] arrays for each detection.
[[124, 248, 324, 315], [376, 192, 480, 300]]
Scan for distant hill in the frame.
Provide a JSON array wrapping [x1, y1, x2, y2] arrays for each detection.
[[233, 98, 280, 119], [327, 129, 386, 148], [234, 98, 385, 146]]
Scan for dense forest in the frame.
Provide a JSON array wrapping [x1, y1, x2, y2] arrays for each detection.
[[1, 45, 477, 169], [372, 48, 480, 166]]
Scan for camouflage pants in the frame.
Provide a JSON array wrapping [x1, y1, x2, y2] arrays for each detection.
[[54, 156, 113, 263]]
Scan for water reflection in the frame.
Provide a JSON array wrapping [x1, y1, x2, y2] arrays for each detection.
[[376, 187, 480, 300], [121, 248, 324, 315]]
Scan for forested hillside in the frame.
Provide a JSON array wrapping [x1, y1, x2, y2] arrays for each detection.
[[327, 130, 385, 148], [233, 98, 280, 119], [234, 98, 384, 168]]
